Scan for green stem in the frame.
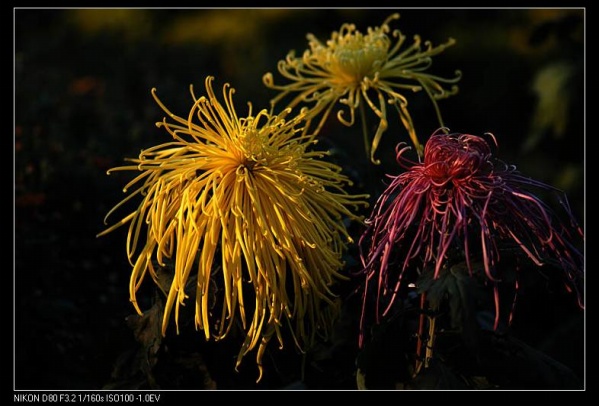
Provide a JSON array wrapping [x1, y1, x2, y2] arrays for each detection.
[[359, 102, 370, 162], [359, 102, 378, 197]]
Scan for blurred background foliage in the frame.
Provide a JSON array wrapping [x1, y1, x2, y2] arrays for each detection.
[[14, 8, 584, 389]]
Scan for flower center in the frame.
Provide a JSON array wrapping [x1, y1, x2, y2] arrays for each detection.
[[321, 26, 389, 87], [238, 131, 266, 171], [423, 135, 491, 185]]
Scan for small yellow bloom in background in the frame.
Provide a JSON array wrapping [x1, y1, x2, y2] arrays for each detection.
[[263, 13, 462, 164], [98, 76, 369, 382]]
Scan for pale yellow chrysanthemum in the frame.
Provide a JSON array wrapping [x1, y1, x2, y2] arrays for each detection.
[[98, 76, 369, 382], [263, 13, 462, 164]]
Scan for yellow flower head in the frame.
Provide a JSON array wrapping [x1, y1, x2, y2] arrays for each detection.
[[263, 13, 462, 164], [98, 76, 369, 382]]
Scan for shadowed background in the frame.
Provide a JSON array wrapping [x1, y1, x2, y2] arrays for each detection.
[[14, 8, 584, 390]]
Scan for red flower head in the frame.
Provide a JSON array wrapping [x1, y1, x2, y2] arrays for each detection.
[[359, 130, 584, 344]]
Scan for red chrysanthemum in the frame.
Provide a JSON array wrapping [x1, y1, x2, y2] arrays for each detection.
[[359, 130, 584, 344]]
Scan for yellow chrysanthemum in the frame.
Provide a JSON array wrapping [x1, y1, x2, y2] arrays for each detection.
[[98, 76, 369, 382], [263, 13, 462, 164]]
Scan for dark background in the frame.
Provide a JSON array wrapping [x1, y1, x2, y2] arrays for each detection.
[[14, 8, 584, 390]]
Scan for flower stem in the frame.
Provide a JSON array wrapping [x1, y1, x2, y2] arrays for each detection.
[[359, 102, 371, 162], [413, 293, 437, 377], [413, 293, 427, 377]]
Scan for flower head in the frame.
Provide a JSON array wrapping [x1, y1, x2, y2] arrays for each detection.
[[98, 76, 369, 381], [359, 130, 584, 340], [263, 13, 462, 164]]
